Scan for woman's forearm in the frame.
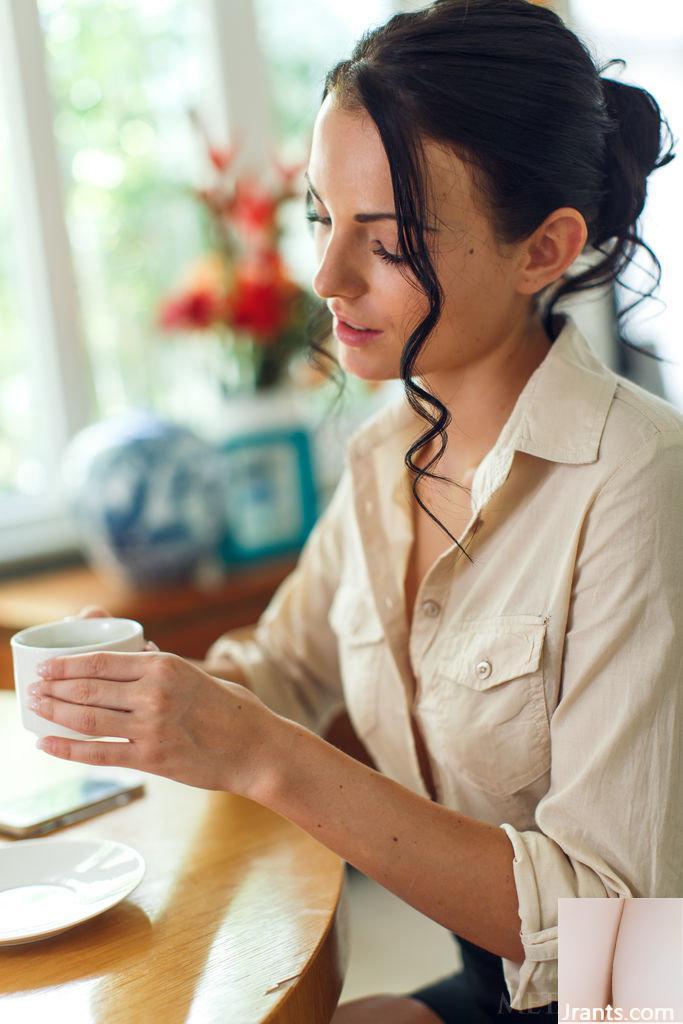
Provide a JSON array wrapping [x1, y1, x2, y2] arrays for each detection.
[[188, 658, 376, 767], [250, 715, 525, 963]]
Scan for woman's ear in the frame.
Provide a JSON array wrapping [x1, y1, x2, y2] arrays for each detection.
[[516, 208, 588, 296]]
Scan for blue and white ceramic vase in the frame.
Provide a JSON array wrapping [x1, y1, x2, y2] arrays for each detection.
[[60, 410, 225, 588]]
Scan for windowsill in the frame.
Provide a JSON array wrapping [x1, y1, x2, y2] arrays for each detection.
[[0, 505, 83, 580], [0, 547, 86, 583]]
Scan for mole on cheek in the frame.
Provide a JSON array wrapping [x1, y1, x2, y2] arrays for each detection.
[[469, 248, 474, 255]]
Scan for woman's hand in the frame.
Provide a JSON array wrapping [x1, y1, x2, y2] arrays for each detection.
[[28, 650, 276, 797], [69, 605, 159, 653]]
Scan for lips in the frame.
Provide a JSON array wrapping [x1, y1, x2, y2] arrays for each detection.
[[333, 317, 383, 347], [329, 306, 380, 332], [341, 320, 373, 332]]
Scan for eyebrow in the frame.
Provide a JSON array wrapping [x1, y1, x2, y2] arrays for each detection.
[[304, 171, 437, 232]]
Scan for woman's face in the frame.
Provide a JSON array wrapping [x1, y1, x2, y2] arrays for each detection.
[[306, 94, 542, 386]]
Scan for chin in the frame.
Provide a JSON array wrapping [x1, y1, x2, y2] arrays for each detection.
[[337, 347, 397, 383]]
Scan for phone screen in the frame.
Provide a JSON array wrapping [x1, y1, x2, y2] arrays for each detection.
[[0, 777, 145, 838]]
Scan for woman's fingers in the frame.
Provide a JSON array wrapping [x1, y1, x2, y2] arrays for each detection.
[[38, 650, 163, 683], [36, 735, 136, 766], [144, 640, 160, 652], [64, 606, 113, 620], [34, 695, 138, 740], [35, 676, 139, 712]]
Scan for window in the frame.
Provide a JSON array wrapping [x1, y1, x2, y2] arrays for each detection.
[[0, 96, 36, 499], [38, 0, 212, 418]]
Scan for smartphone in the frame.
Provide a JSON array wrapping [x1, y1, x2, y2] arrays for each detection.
[[0, 776, 146, 838]]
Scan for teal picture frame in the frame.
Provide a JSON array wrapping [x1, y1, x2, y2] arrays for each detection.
[[214, 426, 318, 565]]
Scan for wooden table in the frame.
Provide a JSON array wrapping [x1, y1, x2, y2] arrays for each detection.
[[0, 693, 349, 1023]]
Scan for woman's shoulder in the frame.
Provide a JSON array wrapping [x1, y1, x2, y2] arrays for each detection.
[[600, 372, 683, 470]]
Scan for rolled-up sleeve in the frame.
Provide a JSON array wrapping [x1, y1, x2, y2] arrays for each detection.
[[499, 430, 683, 1010], [204, 467, 352, 738]]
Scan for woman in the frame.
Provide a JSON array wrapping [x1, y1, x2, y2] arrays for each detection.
[[30, 2, 680, 1021]]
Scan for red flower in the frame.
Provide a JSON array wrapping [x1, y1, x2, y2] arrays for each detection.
[[231, 178, 278, 235], [224, 251, 298, 340], [225, 279, 284, 339], [272, 153, 307, 200], [208, 145, 236, 175], [159, 287, 220, 331]]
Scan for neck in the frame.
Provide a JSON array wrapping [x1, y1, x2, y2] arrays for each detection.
[[414, 313, 554, 483]]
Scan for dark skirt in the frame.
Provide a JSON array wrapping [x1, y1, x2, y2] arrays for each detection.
[[408, 932, 559, 1022]]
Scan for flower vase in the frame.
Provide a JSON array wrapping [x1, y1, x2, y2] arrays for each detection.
[[214, 331, 262, 398]]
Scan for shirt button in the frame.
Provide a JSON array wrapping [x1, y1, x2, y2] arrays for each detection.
[[422, 599, 441, 618], [475, 659, 492, 679]]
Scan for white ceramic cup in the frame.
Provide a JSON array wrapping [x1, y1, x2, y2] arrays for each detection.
[[10, 617, 145, 740]]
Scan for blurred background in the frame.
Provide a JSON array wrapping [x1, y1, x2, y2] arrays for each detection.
[[0, 0, 681, 1006]]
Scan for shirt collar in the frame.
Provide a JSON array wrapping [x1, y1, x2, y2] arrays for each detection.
[[348, 313, 618, 472]]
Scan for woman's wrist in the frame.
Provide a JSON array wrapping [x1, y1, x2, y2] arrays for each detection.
[[241, 711, 306, 807], [212, 684, 294, 803]]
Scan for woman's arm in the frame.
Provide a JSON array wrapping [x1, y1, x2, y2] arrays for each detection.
[[496, 431, 683, 1011], [247, 713, 525, 964], [189, 656, 376, 768]]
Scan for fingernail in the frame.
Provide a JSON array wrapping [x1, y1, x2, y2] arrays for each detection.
[[29, 698, 41, 711], [27, 683, 41, 696], [37, 661, 53, 678]]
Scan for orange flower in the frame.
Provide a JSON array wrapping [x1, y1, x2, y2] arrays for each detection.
[[184, 253, 232, 294]]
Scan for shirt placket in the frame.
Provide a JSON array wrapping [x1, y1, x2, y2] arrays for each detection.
[[350, 433, 517, 800], [408, 443, 515, 666]]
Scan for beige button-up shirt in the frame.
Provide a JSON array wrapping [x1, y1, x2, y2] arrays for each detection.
[[206, 313, 683, 1010]]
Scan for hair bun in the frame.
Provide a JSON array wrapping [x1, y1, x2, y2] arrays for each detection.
[[594, 59, 676, 246]]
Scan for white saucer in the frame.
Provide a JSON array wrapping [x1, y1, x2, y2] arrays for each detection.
[[0, 838, 146, 946]]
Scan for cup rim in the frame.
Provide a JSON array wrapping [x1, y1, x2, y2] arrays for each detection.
[[10, 617, 144, 651]]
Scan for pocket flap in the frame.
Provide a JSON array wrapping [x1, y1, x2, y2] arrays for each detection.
[[328, 584, 385, 645], [439, 616, 547, 690]]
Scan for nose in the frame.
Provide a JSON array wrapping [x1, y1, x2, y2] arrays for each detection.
[[312, 234, 367, 303]]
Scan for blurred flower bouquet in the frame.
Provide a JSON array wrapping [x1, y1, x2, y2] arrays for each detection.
[[158, 111, 316, 394]]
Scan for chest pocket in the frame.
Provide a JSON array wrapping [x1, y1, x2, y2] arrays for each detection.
[[432, 615, 550, 797], [328, 583, 385, 738]]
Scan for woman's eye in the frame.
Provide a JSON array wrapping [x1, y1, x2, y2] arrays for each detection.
[[304, 192, 407, 265], [305, 210, 331, 228], [304, 192, 330, 229], [371, 244, 407, 266]]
